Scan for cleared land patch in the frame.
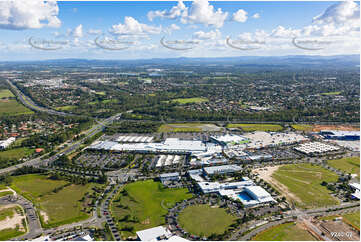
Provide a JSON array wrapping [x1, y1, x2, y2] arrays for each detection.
[[327, 157, 360, 179], [320, 91, 341, 96], [312, 124, 359, 132], [10, 174, 98, 228], [291, 124, 313, 131], [0, 204, 27, 240], [0, 99, 33, 116], [227, 123, 283, 132], [171, 97, 208, 104], [0, 89, 15, 98], [0, 147, 35, 161], [158, 123, 221, 132], [271, 164, 339, 208], [251, 222, 316, 241], [178, 204, 236, 237], [55, 105, 76, 111], [111, 180, 192, 238]]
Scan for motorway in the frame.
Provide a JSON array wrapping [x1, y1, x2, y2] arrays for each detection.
[[0, 112, 121, 175], [6, 80, 81, 118]]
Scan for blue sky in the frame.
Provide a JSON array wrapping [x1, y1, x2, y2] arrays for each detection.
[[0, 1, 359, 60]]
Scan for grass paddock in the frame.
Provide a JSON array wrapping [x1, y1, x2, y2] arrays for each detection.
[[178, 204, 236, 237]]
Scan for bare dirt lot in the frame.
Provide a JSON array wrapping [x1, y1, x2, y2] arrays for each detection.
[[252, 166, 303, 204], [315, 219, 360, 241], [0, 204, 26, 232], [312, 125, 359, 132]]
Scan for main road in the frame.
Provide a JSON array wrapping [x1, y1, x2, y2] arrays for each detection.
[[6, 79, 81, 118], [0, 112, 121, 175]]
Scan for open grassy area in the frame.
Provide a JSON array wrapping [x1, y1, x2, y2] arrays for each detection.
[[227, 123, 283, 132], [272, 164, 339, 208], [10, 174, 98, 228], [111, 180, 192, 238], [327, 157, 360, 179], [0, 89, 15, 98], [158, 123, 220, 132], [291, 124, 313, 131], [171, 97, 209, 104], [343, 211, 360, 229], [0, 99, 33, 116], [0, 228, 25, 241], [0, 147, 34, 161], [0, 191, 13, 197], [252, 222, 316, 241], [55, 105, 76, 111], [178, 204, 236, 237], [321, 91, 341, 96]]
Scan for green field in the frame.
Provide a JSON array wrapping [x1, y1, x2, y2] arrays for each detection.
[[291, 124, 313, 131], [0, 191, 13, 197], [0, 147, 34, 160], [227, 123, 283, 132], [0, 99, 33, 116], [171, 97, 209, 104], [327, 157, 360, 179], [10, 174, 97, 228], [272, 164, 339, 208], [158, 123, 220, 132], [343, 211, 360, 229], [321, 91, 341, 96], [178, 204, 236, 237], [252, 222, 316, 241], [0, 89, 15, 98], [111, 180, 192, 237], [55, 105, 76, 111]]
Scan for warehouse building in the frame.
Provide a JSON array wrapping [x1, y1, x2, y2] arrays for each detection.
[[203, 165, 242, 176], [320, 130, 360, 141], [159, 172, 180, 183], [210, 134, 249, 147]]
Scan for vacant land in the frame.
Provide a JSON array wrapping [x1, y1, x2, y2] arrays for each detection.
[[321, 91, 341, 96], [252, 222, 316, 241], [0, 89, 15, 98], [171, 97, 208, 104], [0, 205, 27, 240], [291, 124, 313, 131], [343, 211, 360, 229], [227, 123, 283, 132], [312, 124, 359, 132], [55, 105, 76, 111], [272, 164, 339, 208], [327, 157, 360, 179], [10, 174, 97, 228], [158, 123, 221, 132], [178, 204, 236, 237], [0, 147, 34, 161], [111, 180, 192, 238], [0, 99, 33, 116]]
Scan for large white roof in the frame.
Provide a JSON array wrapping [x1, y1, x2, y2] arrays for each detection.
[[136, 226, 171, 241]]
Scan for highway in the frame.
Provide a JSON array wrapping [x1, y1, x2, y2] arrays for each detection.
[[6, 79, 81, 118], [0, 112, 121, 175]]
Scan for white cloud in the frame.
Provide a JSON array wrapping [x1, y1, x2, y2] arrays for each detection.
[[147, 1, 186, 21], [270, 26, 301, 38], [71, 24, 83, 38], [109, 17, 161, 35], [0, 0, 61, 30], [165, 24, 181, 34], [252, 13, 260, 19], [181, 0, 228, 28], [232, 9, 248, 23], [193, 29, 221, 40], [88, 29, 102, 35]]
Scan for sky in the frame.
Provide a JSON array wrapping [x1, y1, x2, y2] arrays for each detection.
[[0, 0, 359, 60]]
